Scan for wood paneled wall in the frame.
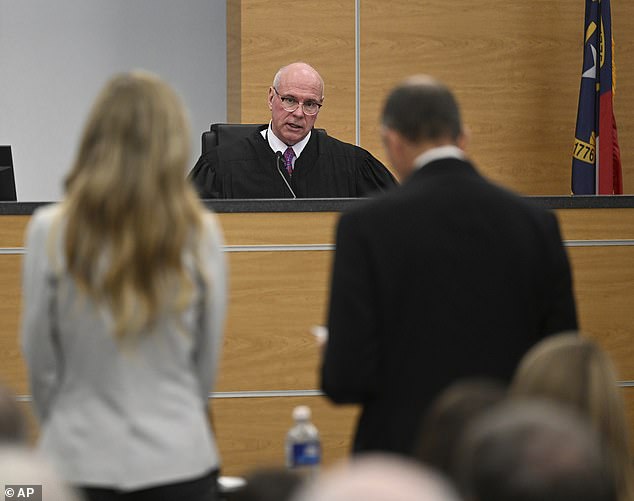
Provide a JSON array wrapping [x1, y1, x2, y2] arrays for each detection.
[[227, 0, 356, 144], [228, 0, 634, 194]]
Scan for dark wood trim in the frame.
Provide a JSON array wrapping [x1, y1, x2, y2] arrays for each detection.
[[4, 196, 634, 216]]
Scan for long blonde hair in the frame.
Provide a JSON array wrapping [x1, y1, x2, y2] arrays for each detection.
[[511, 333, 634, 501], [61, 71, 207, 338]]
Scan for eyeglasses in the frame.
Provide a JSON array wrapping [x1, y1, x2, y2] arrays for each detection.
[[273, 87, 322, 116]]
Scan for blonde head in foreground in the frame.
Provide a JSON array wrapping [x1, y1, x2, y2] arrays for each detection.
[[511, 333, 633, 501], [61, 71, 207, 339]]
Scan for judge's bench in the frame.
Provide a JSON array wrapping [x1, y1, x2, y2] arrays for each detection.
[[1, 197, 634, 474]]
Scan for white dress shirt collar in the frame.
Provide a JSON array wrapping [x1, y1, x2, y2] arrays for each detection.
[[261, 122, 312, 161], [413, 144, 466, 171]]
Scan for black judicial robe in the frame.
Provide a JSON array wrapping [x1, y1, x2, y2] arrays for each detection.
[[188, 127, 397, 198]]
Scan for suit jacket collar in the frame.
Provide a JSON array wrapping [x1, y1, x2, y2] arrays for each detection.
[[413, 145, 466, 171], [407, 155, 479, 184]]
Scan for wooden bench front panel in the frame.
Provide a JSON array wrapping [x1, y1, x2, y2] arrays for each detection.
[[2, 207, 634, 475]]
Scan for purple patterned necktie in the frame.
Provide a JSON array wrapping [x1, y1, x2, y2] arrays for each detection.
[[283, 147, 295, 176]]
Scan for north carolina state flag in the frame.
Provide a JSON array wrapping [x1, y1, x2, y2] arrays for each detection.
[[572, 0, 622, 195]]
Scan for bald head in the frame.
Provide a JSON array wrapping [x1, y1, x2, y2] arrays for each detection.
[[381, 75, 462, 144], [273, 62, 324, 99], [292, 455, 462, 501]]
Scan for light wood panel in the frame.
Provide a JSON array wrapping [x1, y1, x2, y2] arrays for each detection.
[[8, 231, 633, 391], [227, 0, 356, 144], [0, 213, 342, 248], [360, 0, 634, 195], [218, 212, 339, 246], [555, 208, 634, 241], [217, 251, 332, 391], [213, 396, 359, 475], [0, 255, 24, 393], [0, 250, 333, 394], [568, 246, 634, 380], [8, 208, 634, 248], [0, 215, 30, 247], [1, 216, 30, 395]]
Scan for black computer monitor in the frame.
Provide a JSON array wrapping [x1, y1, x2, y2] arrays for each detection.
[[0, 146, 17, 201]]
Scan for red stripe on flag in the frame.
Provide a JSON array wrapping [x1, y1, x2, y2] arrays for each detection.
[[598, 91, 622, 194]]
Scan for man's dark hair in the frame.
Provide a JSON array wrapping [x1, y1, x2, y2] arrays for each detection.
[[455, 400, 618, 501], [381, 76, 463, 143]]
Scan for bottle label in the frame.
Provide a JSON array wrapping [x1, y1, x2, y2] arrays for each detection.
[[290, 442, 321, 467]]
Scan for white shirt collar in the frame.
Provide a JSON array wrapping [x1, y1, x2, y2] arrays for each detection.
[[261, 122, 312, 161], [413, 145, 466, 171]]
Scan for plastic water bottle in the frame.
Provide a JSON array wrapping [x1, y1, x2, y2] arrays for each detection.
[[285, 405, 321, 477]]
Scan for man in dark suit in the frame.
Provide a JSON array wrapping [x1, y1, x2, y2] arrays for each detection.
[[321, 75, 578, 455]]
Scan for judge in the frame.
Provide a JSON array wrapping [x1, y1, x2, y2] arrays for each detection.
[[188, 62, 397, 198]]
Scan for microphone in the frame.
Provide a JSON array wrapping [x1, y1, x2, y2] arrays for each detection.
[[276, 151, 296, 199]]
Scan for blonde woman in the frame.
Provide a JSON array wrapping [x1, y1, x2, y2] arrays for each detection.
[[21, 72, 226, 501], [511, 333, 633, 501]]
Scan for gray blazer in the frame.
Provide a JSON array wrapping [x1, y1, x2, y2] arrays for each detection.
[[21, 204, 227, 490]]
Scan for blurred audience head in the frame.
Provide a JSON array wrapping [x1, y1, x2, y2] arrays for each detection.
[[0, 446, 83, 501], [233, 467, 303, 501], [292, 454, 462, 501], [415, 378, 506, 476], [456, 400, 617, 501], [0, 384, 26, 444], [511, 332, 632, 500]]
